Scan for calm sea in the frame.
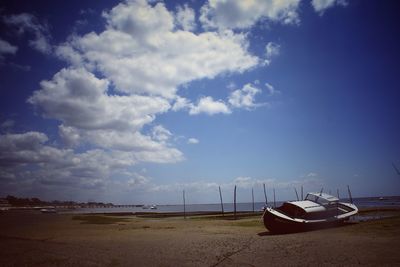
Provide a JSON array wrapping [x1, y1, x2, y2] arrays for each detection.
[[65, 196, 400, 214]]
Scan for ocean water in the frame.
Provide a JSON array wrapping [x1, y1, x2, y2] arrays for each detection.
[[65, 196, 400, 214]]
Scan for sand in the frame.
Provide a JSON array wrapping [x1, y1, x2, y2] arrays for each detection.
[[1, 210, 400, 266]]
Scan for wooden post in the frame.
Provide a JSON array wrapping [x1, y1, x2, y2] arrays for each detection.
[[273, 188, 276, 208], [252, 187, 254, 213], [263, 183, 268, 206], [347, 185, 353, 204], [337, 189, 340, 199], [219, 186, 224, 216], [294, 187, 299, 201], [183, 190, 186, 219], [301, 185, 303, 200], [234, 185, 237, 220]]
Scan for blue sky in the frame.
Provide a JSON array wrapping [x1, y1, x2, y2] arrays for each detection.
[[0, 0, 399, 204]]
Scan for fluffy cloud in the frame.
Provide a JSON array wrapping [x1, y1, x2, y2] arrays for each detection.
[[171, 96, 192, 111], [127, 172, 150, 188], [189, 96, 231, 115], [2, 13, 52, 54], [200, 0, 301, 30], [311, 0, 348, 15], [28, 67, 183, 164], [264, 42, 280, 66], [58, 0, 258, 99], [151, 125, 172, 143], [58, 124, 81, 147], [0, 39, 18, 58], [28, 68, 170, 131], [187, 138, 199, 144], [0, 132, 135, 171], [228, 83, 263, 109], [175, 4, 196, 31], [0, 131, 160, 195], [0, 132, 52, 165]]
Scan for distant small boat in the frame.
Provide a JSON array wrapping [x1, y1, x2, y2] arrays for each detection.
[[40, 208, 57, 213], [262, 192, 358, 233], [150, 205, 157, 210]]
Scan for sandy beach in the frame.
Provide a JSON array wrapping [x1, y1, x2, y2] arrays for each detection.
[[1, 210, 400, 266]]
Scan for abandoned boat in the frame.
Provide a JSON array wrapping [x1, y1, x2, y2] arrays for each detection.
[[262, 192, 358, 233]]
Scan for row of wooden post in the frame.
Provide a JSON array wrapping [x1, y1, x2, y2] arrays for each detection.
[[182, 183, 274, 220], [182, 185, 354, 219]]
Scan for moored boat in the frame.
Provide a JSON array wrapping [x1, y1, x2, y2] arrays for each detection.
[[262, 192, 358, 233], [40, 207, 57, 213]]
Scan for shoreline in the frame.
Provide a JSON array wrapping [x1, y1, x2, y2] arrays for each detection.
[[68, 206, 400, 217]]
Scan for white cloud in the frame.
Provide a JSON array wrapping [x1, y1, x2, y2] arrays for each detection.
[[3, 13, 52, 54], [151, 125, 172, 143], [200, 0, 301, 30], [0, 131, 69, 166], [27, 67, 183, 165], [311, 0, 348, 15], [0, 39, 18, 58], [265, 82, 279, 95], [189, 96, 231, 115], [228, 83, 263, 110], [0, 131, 159, 193], [58, 0, 258, 99], [28, 68, 170, 131], [171, 96, 192, 111], [58, 124, 81, 147], [175, 4, 196, 31], [55, 43, 87, 68], [103, 0, 175, 42], [264, 42, 280, 66], [125, 172, 151, 188], [187, 138, 199, 144]]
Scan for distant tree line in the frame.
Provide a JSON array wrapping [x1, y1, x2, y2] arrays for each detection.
[[4, 195, 113, 207]]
